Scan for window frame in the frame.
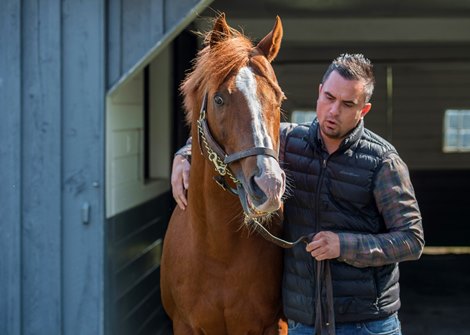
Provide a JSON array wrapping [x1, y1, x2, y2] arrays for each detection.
[[443, 109, 470, 153], [291, 110, 317, 124]]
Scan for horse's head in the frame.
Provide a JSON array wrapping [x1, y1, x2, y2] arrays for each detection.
[[183, 13, 286, 219]]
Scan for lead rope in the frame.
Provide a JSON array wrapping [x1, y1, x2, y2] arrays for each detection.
[[248, 216, 314, 249], [314, 260, 336, 335], [249, 216, 336, 335]]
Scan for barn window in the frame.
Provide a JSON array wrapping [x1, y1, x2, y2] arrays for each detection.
[[443, 109, 470, 152], [106, 47, 172, 217], [291, 110, 316, 124]]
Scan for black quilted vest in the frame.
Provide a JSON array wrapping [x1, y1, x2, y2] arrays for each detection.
[[282, 119, 401, 324]]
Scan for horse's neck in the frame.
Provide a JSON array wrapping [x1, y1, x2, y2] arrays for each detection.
[[189, 154, 241, 217], [187, 154, 245, 246]]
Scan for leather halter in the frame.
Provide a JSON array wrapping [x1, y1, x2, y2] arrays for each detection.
[[197, 92, 278, 184]]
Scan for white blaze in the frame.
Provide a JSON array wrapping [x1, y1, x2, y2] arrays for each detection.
[[235, 67, 272, 149], [235, 66, 285, 211]]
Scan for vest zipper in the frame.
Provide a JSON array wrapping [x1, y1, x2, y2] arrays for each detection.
[[314, 156, 329, 233]]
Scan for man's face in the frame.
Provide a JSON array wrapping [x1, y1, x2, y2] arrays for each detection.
[[316, 70, 371, 142]]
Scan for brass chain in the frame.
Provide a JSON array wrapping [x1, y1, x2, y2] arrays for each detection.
[[197, 118, 239, 185]]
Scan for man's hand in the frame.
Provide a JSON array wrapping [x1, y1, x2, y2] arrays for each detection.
[[171, 155, 191, 210], [306, 231, 340, 261]]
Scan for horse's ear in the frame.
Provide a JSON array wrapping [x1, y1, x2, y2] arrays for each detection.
[[256, 16, 283, 62], [210, 13, 231, 48]]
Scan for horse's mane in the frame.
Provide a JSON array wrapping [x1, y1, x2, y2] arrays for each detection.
[[181, 27, 253, 124]]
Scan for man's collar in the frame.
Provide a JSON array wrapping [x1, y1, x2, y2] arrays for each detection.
[[308, 118, 364, 153]]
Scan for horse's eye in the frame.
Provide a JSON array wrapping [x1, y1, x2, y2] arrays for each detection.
[[214, 95, 224, 106]]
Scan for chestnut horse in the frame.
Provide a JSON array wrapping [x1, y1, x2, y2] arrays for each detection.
[[161, 14, 287, 334]]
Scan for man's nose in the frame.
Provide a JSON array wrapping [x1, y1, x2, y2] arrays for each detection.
[[329, 102, 340, 116]]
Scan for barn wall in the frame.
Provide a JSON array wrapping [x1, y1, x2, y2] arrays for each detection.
[[107, 0, 214, 91], [392, 61, 470, 169], [273, 45, 470, 171], [19, 2, 63, 334], [0, 1, 106, 335], [61, 1, 106, 333], [1, 0, 210, 334], [0, 1, 22, 335]]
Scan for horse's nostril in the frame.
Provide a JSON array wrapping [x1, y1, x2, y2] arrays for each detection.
[[250, 176, 266, 203]]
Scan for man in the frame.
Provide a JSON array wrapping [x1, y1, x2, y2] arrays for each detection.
[[171, 54, 424, 335]]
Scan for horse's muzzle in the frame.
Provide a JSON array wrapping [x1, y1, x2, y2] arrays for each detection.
[[243, 157, 285, 217]]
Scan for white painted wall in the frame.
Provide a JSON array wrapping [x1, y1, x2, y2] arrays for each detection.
[[106, 47, 172, 217]]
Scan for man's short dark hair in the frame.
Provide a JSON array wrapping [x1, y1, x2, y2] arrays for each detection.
[[322, 54, 375, 103]]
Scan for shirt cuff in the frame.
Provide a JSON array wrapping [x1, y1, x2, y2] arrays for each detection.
[[337, 232, 357, 264]]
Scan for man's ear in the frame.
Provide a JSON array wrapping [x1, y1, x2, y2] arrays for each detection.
[[361, 103, 372, 118]]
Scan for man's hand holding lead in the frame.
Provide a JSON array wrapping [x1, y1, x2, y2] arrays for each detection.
[[306, 231, 341, 261]]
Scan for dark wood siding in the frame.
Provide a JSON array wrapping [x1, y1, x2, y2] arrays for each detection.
[[106, 193, 173, 335], [275, 46, 470, 170], [411, 170, 470, 246], [392, 62, 470, 169]]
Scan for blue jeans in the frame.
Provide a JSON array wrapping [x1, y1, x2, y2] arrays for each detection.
[[288, 313, 401, 335]]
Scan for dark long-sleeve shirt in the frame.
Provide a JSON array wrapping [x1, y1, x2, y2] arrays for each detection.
[[336, 152, 424, 267]]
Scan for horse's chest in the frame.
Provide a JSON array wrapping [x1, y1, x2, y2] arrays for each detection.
[[162, 212, 283, 333]]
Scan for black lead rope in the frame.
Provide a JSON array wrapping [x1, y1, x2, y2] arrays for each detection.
[[249, 217, 314, 249], [315, 260, 336, 335], [248, 214, 336, 334]]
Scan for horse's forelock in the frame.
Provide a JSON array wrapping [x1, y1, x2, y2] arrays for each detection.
[[181, 31, 254, 125]]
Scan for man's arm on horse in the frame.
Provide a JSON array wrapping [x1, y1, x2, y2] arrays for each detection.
[[172, 138, 192, 210]]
